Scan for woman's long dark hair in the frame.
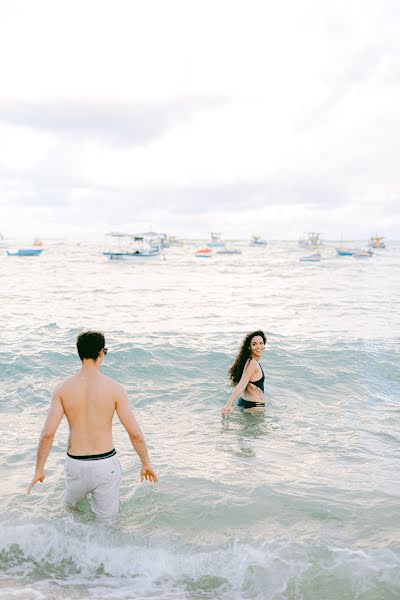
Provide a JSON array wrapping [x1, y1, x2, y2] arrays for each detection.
[[228, 330, 267, 386]]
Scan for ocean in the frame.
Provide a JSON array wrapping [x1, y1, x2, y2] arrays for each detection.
[[1, 240, 399, 599]]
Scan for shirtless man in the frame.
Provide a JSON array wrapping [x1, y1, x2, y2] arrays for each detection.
[[27, 331, 157, 518]]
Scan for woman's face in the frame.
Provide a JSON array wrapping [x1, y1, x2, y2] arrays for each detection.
[[249, 335, 265, 357]]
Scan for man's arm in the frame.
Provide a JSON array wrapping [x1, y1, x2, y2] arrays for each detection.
[[27, 388, 64, 493], [116, 387, 158, 483]]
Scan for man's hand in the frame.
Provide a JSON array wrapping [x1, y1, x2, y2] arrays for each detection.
[[221, 405, 231, 417], [141, 464, 158, 483], [27, 471, 45, 494]]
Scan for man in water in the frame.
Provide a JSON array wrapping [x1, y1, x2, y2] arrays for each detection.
[[27, 331, 158, 518]]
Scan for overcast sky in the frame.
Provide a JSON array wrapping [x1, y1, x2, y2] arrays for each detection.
[[0, 0, 399, 241]]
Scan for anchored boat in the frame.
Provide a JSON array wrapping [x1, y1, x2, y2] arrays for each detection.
[[353, 249, 373, 258], [250, 235, 267, 246], [207, 233, 225, 248], [298, 232, 324, 249], [336, 247, 357, 256], [299, 252, 321, 262], [368, 235, 385, 249], [216, 248, 242, 255], [194, 248, 213, 258], [7, 248, 44, 256], [103, 232, 162, 260]]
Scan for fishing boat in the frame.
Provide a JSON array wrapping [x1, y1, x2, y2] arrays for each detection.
[[7, 248, 44, 256], [207, 233, 225, 248], [165, 235, 183, 247], [0, 232, 11, 249], [194, 248, 213, 258], [159, 233, 170, 249], [368, 235, 385, 249], [103, 232, 162, 260], [336, 247, 357, 256], [298, 232, 324, 249], [250, 235, 267, 246], [353, 249, 373, 258], [299, 252, 321, 262], [216, 248, 242, 255]]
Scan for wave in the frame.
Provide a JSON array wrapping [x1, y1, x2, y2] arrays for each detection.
[[1, 330, 399, 415], [0, 521, 399, 599]]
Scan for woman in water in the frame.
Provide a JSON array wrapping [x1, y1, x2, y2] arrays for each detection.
[[221, 330, 266, 416]]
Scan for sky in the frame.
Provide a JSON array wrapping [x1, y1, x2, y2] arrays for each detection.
[[0, 0, 399, 241]]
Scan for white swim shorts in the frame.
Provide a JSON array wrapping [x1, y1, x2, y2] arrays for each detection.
[[64, 450, 121, 518]]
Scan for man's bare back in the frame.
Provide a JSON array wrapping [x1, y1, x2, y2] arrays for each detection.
[[27, 331, 157, 516], [61, 369, 122, 455]]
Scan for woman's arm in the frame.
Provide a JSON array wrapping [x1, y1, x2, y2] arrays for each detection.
[[221, 360, 256, 416]]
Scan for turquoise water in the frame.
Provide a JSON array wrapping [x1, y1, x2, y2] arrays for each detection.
[[1, 241, 399, 599]]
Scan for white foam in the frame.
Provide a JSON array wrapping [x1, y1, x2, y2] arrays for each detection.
[[1, 521, 399, 599]]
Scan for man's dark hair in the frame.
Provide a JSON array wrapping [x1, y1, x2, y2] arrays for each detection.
[[76, 331, 105, 361]]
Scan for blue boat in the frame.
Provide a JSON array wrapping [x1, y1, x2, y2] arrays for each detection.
[[7, 248, 44, 256], [336, 247, 356, 256]]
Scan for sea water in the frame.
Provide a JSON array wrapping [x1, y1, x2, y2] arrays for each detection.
[[0, 241, 399, 599]]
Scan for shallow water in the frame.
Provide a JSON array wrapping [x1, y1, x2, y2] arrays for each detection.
[[1, 241, 399, 599]]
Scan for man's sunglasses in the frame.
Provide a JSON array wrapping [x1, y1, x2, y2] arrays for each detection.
[[103, 347, 108, 355]]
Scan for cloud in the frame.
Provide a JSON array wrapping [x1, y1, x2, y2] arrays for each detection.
[[0, 0, 399, 239], [0, 96, 228, 146]]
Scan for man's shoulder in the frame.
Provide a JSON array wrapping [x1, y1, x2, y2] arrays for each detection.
[[55, 374, 77, 391], [100, 373, 125, 394], [52, 374, 81, 397]]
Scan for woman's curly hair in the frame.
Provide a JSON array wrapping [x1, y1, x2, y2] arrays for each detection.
[[228, 330, 267, 386]]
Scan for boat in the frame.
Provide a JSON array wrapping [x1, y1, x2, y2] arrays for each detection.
[[7, 248, 44, 256], [298, 232, 324, 249], [0, 232, 11, 248], [159, 233, 170, 249], [353, 249, 373, 258], [165, 235, 183, 247], [103, 232, 162, 260], [194, 248, 213, 258], [207, 233, 225, 248], [299, 252, 321, 262], [336, 247, 357, 256], [216, 248, 242, 255], [368, 235, 385, 249], [250, 235, 267, 246], [160, 234, 183, 248]]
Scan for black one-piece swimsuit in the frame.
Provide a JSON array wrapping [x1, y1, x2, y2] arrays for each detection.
[[238, 363, 265, 408]]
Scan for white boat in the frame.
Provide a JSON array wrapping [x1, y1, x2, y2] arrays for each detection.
[[299, 252, 321, 262], [353, 249, 373, 258], [207, 232, 225, 248], [0, 232, 11, 249], [159, 233, 170, 249], [165, 235, 183, 247], [250, 235, 267, 246], [298, 232, 324, 249], [103, 232, 162, 260]]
